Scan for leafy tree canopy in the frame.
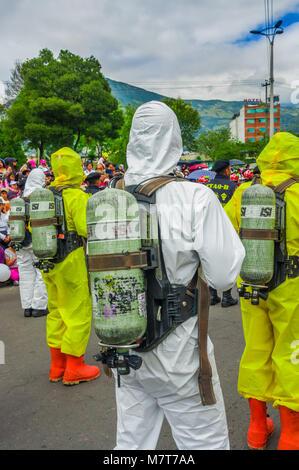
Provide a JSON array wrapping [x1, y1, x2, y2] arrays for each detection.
[[195, 127, 268, 162], [162, 97, 201, 151], [3, 49, 124, 157], [103, 103, 138, 167], [0, 120, 26, 163]]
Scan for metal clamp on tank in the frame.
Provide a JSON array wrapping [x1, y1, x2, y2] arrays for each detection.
[[94, 349, 142, 387], [238, 283, 269, 305], [33, 259, 55, 273], [141, 245, 159, 271]]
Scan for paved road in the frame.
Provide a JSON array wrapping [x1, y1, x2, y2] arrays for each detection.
[[0, 284, 280, 451]]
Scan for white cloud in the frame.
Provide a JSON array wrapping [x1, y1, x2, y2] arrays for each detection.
[[0, 0, 298, 102]]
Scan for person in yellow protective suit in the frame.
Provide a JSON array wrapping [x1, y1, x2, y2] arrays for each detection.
[[43, 147, 100, 386], [225, 132, 299, 450]]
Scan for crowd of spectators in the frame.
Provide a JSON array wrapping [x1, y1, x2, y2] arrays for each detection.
[[0, 152, 125, 287], [0, 151, 252, 288]]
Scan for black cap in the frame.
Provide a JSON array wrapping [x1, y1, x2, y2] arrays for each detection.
[[252, 165, 260, 174], [85, 172, 101, 183], [211, 159, 230, 173]]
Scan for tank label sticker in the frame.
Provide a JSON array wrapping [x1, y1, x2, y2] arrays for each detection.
[[46, 232, 57, 245], [10, 224, 21, 234], [87, 220, 140, 241], [138, 293, 147, 318], [94, 275, 145, 317], [11, 206, 25, 214], [241, 205, 275, 219], [30, 201, 55, 212]]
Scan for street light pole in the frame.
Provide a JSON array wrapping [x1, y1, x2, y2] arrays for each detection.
[[262, 79, 270, 139], [250, 20, 284, 139], [269, 39, 274, 138]]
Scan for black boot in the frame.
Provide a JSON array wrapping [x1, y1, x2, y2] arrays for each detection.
[[32, 309, 48, 317], [221, 289, 238, 308], [209, 287, 221, 306], [24, 308, 32, 317]]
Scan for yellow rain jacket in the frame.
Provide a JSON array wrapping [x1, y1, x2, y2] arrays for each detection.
[[225, 132, 299, 412], [43, 148, 92, 357]]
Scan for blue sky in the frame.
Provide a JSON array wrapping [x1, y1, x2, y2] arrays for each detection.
[[235, 9, 299, 44]]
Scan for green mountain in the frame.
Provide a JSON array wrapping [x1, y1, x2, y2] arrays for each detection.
[[107, 78, 299, 134]]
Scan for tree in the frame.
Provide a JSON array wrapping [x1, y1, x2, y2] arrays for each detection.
[[162, 97, 201, 151], [2, 49, 124, 158], [103, 104, 138, 166], [195, 127, 233, 160], [0, 120, 26, 163], [4, 60, 24, 107], [195, 127, 268, 162]]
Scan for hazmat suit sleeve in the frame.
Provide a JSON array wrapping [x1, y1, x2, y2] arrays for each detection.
[[224, 182, 252, 234], [65, 189, 90, 238], [223, 191, 240, 234], [192, 187, 245, 291]]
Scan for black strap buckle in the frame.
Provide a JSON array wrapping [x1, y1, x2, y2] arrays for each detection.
[[285, 256, 299, 279]]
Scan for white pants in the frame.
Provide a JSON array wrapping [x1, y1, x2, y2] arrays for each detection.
[[17, 246, 48, 310], [114, 317, 230, 450]]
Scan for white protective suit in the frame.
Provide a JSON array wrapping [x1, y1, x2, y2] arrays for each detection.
[[17, 169, 48, 312], [114, 101, 245, 450]]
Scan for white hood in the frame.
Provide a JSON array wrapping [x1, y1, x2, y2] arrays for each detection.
[[124, 101, 183, 186], [23, 168, 45, 197]]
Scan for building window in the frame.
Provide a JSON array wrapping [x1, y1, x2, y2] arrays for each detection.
[[259, 119, 266, 123], [247, 138, 255, 142], [256, 109, 265, 113], [259, 128, 266, 132], [247, 128, 255, 133], [247, 119, 255, 123], [247, 109, 256, 114]]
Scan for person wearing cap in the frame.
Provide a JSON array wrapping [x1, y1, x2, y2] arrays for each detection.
[[84, 172, 102, 195], [44, 171, 54, 186], [38, 159, 49, 171], [206, 159, 239, 308], [7, 181, 20, 200], [28, 159, 37, 170]]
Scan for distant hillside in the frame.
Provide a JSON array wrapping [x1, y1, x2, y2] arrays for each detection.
[[106, 78, 299, 134]]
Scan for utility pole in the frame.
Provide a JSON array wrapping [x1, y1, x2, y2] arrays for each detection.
[[251, 20, 284, 139], [269, 40, 275, 138], [262, 80, 270, 138]]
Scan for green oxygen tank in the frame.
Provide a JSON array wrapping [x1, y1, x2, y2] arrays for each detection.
[[240, 184, 276, 285], [9, 197, 26, 246], [86, 188, 147, 348], [30, 188, 57, 260]]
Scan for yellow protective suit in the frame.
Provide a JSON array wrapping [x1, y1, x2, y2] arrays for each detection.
[[225, 132, 299, 412], [43, 148, 92, 357]]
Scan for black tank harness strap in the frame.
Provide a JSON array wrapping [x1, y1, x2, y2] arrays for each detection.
[[110, 174, 216, 406], [244, 177, 299, 295]]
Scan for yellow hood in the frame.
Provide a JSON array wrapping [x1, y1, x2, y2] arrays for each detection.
[[257, 132, 299, 186], [50, 147, 84, 188]]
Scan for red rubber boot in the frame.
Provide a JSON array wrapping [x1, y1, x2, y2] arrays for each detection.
[[247, 398, 274, 450], [63, 354, 100, 386], [49, 347, 66, 382], [278, 406, 299, 450]]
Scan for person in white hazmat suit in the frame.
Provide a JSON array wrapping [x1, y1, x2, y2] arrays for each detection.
[[113, 101, 245, 450], [18, 168, 48, 317]]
